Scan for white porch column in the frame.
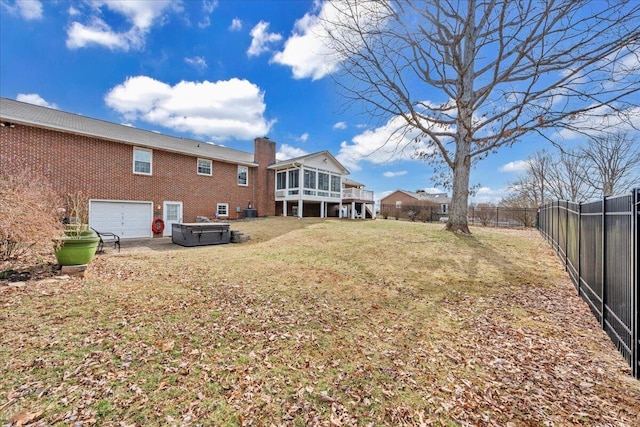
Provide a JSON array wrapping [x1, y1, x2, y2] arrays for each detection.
[[298, 165, 304, 218], [360, 203, 366, 219], [320, 201, 325, 218], [283, 200, 287, 217], [339, 202, 343, 218], [351, 201, 356, 219]]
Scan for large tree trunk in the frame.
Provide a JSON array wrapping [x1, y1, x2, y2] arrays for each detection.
[[446, 143, 471, 234], [446, 0, 475, 235]]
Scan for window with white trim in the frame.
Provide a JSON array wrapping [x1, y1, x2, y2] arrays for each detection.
[[276, 171, 286, 190], [318, 172, 329, 196], [216, 203, 229, 217], [396, 201, 402, 208], [304, 170, 316, 188], [288, 169, 299, 188], [331, 175, 341, 192], [237, 166, 248, 186], [197, 158, 212, 176], [133, 147, 152, 175]]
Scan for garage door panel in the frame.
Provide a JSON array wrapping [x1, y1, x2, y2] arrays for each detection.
[[90, 201, 153, 238]]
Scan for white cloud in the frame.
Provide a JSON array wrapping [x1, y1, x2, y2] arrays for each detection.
[[272, 0, 391, 80], [247, 21, 282, 57], [422, 187, 444, 194], [332, 121, 347, 130], [383, 170, 407, 178], [66, 0, 177, 51], [298, 132, 309, 142], [104, 76, 274, 142], [270, 3, 340, 80], [229, 18, 242, 31], [276, 144, 308, 161], [198, 0, 217, 28], [499, 160, 529, 173], [2, 0, 43, 21], [470, 186, 509, 205], [337, 115, 435, 171], [16, 93, 58, 109], [555, 104, 640, 140], [67, 18, 131, 50], [184, 56, 207, 70]]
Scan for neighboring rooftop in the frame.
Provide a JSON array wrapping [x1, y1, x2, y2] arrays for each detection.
[[392, 190, 451, 202], [0, 97, 257, 166]]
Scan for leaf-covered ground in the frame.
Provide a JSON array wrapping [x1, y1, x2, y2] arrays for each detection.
[[1, 218, 638, 426]]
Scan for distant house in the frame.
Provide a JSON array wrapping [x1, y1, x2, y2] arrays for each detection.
[[379, 190, 450, 220], [1, 97, 375, 239]]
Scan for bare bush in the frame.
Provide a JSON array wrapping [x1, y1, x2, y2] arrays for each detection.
[[0, 169, 64, 260]]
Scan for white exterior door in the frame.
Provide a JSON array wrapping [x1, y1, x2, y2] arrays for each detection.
[[89, 200, 153, 238], [163, 201, 183, 236]]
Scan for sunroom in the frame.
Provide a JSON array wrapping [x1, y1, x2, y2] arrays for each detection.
[[269, 151, 349, 218]]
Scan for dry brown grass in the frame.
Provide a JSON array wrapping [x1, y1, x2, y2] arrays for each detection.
[[1, 218, 638, 426]]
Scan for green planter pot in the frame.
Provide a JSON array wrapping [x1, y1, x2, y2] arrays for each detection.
[[54, 235, 100, 266]]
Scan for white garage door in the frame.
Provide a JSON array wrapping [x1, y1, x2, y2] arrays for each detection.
[[89, 200, 153, 238]]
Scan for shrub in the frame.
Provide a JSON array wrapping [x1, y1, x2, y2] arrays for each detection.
[[0, 169, 64, 260], [406, 209, 418, 221]]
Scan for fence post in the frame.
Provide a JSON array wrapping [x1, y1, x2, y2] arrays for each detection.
[[633, 188, 639, 378], [577, 201, 582, 297], [601, 195, 607, 329], [565, 201, 569, 271]]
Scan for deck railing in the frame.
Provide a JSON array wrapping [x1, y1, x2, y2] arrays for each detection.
[[342, 188, 374, 201]]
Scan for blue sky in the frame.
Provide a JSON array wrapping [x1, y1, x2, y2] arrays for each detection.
[[0, 0, 600, 204]]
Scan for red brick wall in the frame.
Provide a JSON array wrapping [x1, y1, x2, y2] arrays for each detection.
[[253, 137, 276, 216], [1, 125, 274, 222], [379, 190, 418, 207]]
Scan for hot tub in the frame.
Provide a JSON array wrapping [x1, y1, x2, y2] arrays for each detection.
[[171, 223, 231, 247]]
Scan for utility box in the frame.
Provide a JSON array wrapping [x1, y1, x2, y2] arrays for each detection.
[[242, 208, 257, 218], [172, 223, 231, 247]]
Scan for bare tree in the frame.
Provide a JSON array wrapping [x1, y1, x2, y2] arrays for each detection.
[[322, 0, 640, 233], [580, 133, 640, 196], [473, 203, 496, 226], [505, 148, 594, 205], [525, 151, 553, 206], [545, 149, 595, 202]]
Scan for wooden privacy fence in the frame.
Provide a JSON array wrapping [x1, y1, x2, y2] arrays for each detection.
[[538, 189, 639, 379]]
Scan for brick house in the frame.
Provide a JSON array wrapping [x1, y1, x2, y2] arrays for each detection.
[[1, 97, 372, 238], [380, 189, 450, 220]]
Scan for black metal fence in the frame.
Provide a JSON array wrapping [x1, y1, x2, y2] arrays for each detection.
[[468, 206, 537, 227], [538, 189, 639, 378], [379, 204, 448, 222], [379, 204, 537, 227]]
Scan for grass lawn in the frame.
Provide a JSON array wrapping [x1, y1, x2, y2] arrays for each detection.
[[1, 218, 638, 426]]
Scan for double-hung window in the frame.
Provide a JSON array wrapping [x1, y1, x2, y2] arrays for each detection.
[[238, 166, 248, 186], [197, 158, 212, 176], [216, 203, 229, 217], [133, 147, 152, 175], [303, 169, 316, 195]]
